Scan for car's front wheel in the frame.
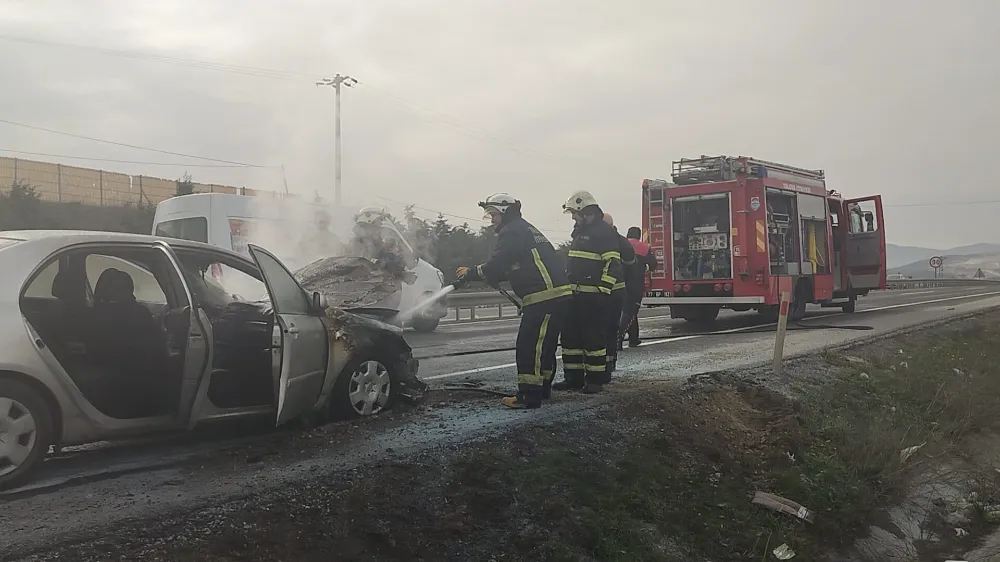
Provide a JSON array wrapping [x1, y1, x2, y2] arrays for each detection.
[[330, 357, 397, 418], [0, 378, 54, 490]]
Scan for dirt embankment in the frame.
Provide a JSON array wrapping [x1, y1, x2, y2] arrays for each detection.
[[19, 311, 1000, 562]]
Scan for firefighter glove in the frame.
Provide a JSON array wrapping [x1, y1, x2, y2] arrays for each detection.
[[456, 266, 470, 280]]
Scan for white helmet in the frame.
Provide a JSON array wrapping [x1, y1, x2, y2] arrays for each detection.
[[355, 205, 388, 226], [478, 193, 518, 220], [562, 190, 600, 214]]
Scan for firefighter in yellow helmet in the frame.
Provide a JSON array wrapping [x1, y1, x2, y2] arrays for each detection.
[[455, 194, 572, 409], [552, 191, 622, 394]]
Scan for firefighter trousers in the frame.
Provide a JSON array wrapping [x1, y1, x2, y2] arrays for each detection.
[[606, 290, 626, 371], [560, 292, 610, 387], [515, 298, 569, 401], [619, 296, 642, 347]]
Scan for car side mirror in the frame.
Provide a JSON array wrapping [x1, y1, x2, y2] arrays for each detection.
[[312, 291, 329, 311]]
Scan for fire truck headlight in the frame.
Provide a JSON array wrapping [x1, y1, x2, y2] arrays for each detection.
[[724, 283, 733, 291]]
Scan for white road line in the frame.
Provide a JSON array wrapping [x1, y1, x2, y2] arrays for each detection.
[[423, 362, 518, 380], [424, 291, 1000, 381], [899, 290, 936, 296]]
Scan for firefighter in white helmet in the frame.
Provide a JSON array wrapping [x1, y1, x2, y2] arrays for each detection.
[[552, 190, 622, 394], [455, 193, 572, 409], [346, 206, 410, 280]]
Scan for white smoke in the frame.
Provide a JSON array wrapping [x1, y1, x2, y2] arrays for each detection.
[[243, 194, 356, 271]]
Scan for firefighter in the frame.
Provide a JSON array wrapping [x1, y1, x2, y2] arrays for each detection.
[[601, 213, 635, 373], [455, 194, 572, 409], [619, 226, 657, 348], [552, 191, 622, 394]]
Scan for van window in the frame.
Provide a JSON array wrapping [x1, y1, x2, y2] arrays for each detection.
[[156, 217, 209, 243]]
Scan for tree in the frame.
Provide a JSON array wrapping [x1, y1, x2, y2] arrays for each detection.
[[175, 172, 195, 196], [8, 178, 40, 204], [0, 179, 42, 229]]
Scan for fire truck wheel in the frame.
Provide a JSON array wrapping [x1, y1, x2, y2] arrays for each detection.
[[683, 304, 719, 326], [789, 282, 809, 321]]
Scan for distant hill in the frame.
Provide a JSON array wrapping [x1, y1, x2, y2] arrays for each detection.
[[888, 246, 1000, 279], [886, 244, 940, 269], [886, 243, 1000, 273]]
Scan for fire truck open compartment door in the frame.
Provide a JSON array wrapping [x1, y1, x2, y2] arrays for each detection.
[[843, 195, 886, 292], [670, 192, 733, 281]]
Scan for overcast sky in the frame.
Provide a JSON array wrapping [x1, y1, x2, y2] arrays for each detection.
[[0, 0, 996, 248]]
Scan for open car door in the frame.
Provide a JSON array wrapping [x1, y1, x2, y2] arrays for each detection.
[[247, 244, 330, 425], [843, 195, 887, 292]]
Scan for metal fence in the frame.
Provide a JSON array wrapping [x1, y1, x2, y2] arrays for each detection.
[[442, 278, 1000, 324], [0, 156, 272, 207]]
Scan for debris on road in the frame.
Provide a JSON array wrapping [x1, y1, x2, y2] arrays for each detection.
[[899, 442, 926, 463], [751, 492, 815, 523], [772, 543, 796, 560]]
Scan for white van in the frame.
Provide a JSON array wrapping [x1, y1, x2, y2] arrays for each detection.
[[152, 193, 449, 332]]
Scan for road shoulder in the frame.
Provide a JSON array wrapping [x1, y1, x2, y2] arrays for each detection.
[[17, 308, 1000, 561]]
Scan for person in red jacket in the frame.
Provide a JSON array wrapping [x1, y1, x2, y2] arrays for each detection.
[[619, 226, 658, 348]]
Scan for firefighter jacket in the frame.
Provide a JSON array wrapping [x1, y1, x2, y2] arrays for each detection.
[[614, 231, 637, 294], [626, 238, 657, 298], [465, 207, 572, 307], [566, 214, 622, 296], [628, 238, 658, 274]]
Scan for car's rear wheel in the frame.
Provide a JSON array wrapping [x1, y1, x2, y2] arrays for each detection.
[[331, 357, 397, 418], [0, 379, 54, 490]]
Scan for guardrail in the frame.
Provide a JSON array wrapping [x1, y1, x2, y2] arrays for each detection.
[[443, 278, 1000, 324], [446, 291, 521, 322], [885, 278, 1000, 290]]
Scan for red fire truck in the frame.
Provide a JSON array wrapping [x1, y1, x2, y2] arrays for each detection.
[[641, 155, 887, 324]]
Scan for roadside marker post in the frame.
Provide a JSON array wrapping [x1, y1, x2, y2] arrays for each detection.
[[773, 291, 792, 376]]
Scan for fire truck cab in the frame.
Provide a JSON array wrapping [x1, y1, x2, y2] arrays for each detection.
[[642, 155, 887, 324]]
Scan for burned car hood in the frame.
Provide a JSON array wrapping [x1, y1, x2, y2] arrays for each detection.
[[293, 256, 403, 310]]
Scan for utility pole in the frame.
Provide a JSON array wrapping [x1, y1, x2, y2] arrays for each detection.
[[316, 74, 357, 206]]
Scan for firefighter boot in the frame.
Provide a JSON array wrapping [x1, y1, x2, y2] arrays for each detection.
[[552, 378, 584, 392], [502, 386, 542, 409], [582, 383, 604, 394], [542, 378, 552, 400]]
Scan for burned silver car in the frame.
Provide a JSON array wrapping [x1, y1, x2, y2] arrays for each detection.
[[0, 230, 425, 489]]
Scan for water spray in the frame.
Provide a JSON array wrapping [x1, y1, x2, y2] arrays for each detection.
[[395, 283, 457, 323]]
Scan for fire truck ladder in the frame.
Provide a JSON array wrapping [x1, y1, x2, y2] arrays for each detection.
[[645, 179, 668, 280], [671, 155, 825, 186]]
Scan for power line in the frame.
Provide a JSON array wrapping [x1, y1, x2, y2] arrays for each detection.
[[0, 33, 616, 177], [0, 118, 267, 167], [0, 34, 307, 81], [883, 200, 1000, 208], [0, 148, 271, 168], [372, 194, 573, 235]]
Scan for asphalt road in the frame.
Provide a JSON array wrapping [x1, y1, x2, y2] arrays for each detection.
[[3, 285, 1000, 560], [412, 286, 1000, 390]]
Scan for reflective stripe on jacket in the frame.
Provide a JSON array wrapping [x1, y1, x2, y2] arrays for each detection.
[[566, 214, 622, 295], [467, 209, 571, 307]]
